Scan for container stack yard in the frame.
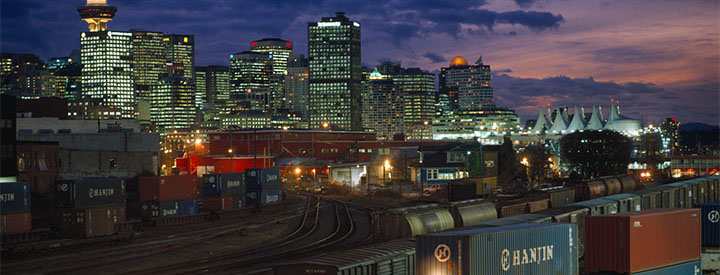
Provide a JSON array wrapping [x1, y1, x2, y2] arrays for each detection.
[[245, 168, 284, 206], [1, 182, 31, 234], [699, 201, 720, 274], [134, 175, 198, 220], [54, 178, 126, 237], [199, 172, 245, 211]]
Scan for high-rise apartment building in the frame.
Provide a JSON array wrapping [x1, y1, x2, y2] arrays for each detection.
[[661, 117, 680, 155], [80, 30, 134, 118], [362, 70, 403, 140], [251, 38, 292, 112], [439, 55, 495, 111], [131, 30, 165, 100], [151, 76, 196, 132], [285, 54, 309, 120], [307, 12, 362, 130], [1, 53, 46, 95]]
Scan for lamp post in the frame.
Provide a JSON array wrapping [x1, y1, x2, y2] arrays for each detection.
[[228, 148, 233, 172]]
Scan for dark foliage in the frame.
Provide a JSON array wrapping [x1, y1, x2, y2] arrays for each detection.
[[560, 130, 632, 179]]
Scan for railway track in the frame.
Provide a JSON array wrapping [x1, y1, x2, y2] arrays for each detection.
[[125, 197, 367, 274], [0, 199, 311, 275]]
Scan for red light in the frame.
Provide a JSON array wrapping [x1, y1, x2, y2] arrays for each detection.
[[251, 42, 257, 47], [671, 117, 676, 121], [286, 41, 292, 47]]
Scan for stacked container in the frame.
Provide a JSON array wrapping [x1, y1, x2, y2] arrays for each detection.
[[245, 168, 283, 206], [585, 208, 701, 274], [416, 223, 579, 274], [137, 175, 198, 220], [55, 178, 126, 237], [200, 173, 245, 211], [1, 182, 32, 234], [699, 201, 720, 274]]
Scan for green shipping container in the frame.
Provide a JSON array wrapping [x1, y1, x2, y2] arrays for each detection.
[[417, 223, 578, 275]]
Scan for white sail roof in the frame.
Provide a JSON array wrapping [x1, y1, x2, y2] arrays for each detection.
[[586, 105, 604, 130], [531, 106, 551, 133], [549, 108, 568, 133], [566, 106, 586, 132]]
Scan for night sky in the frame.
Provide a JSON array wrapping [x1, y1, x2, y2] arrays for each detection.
[[2, 0, 718, 125]]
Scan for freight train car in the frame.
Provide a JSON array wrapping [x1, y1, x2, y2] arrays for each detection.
[[371, 205, 454, 243], [447, 199, 496, 228], [273, 239, 416, 275]]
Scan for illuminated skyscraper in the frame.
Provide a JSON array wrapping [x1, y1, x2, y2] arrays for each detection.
[[362, 69, 403, 140], [251, 38, 292, 111], [439, 55, 495, 111], [163, 34, 195, 80], [131, 30, 165, 100], [308, 12, 362, 130], [1, 53, 45, 95], [377, 62, 435, 140], [196, 65, 230, 108], [151, 76, 196, 132], [78, 0, 134, 118], [229, 52, 272, 111], [285, 54, 309, 120], [80, 31, 134, 118]]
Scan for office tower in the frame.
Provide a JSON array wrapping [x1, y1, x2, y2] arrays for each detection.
[[285, 54, 309, 120], [439, 55, 495, 111], [151, 76, 196, 132], [131, 30, 165, 100], [163, 34, 194, 80], [77, 0, 116, 32], [660, 117, 680, 154], [378, 62, 435, 140], [362, 69, 403, 140], [45, 57, 82, 100], [1, 53, 46, 95], [78, 0, 134, 118], [196, 65, 230, 108], [307, 12, 362, 130], [251, 38, 292, 112], [80, 31, 134, 118], [229, 51, 271, 111]]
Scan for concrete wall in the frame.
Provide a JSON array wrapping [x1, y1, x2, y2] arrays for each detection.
[[19, 132, 158, 152], [60, 150, 158, 180]]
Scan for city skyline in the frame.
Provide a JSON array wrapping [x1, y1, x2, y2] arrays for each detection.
[[1, 0, 718, 125]]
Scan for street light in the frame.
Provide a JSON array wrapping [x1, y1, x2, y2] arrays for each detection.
[[383, 159, 391, 185]]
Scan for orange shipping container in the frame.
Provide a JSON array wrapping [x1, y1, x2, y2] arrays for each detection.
[[585, 208, 701, 274], [139, 175, 198, 202], [1, 212, 31, 233]]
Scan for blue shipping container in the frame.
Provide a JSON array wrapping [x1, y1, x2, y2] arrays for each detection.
[[201, 173, 245, 197], [634, 260, 701, 275], [700, 201, 720, 247], [0, 182, 31, 214], [261, 188, 283, 205], [246, 188, 260, 206], [178, 199, 198, 215], [417, 223, 579, 275], [245, 168, 282, 189]]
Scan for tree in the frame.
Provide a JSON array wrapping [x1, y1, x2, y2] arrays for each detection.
[[560, 130, 632, 179], [523, 144, 552, 187], [498, 136, 522, 189]]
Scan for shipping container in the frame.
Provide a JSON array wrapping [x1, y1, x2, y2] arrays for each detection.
[[603, 193, 642, 212], [535, 206, 589, 257], [526, 198, 548, 213], [245, 168, 282, 189], [654, 185, 678, 208], [701, 247, 719, 273], [496, 199, 527, 218], [448, 180, 477, 202], [603, 177, 622, 196], [201, 172, 245, 197], [274, 239, 416, 275], [619, 176, 637, 193], [139, 175, 197, 201], [699, 201, 719, 247], [708, 176, 720, 202], [1, 182, 31, 214], [260, 188, 283, 205], [372, 205, 454, 242], [528, 187, 575, 208], [417, 223, 579, 275], [200, 196, 237, 211], [568, 198, 618, 215], [585, 209, 701, 274], [1, 212, 31, 233], [57, 205, 125, 238], [449, 200, 496, 228], [631, 260, 701, 275], [56, 178, 125, 209], [666, 181, 693, 208]]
